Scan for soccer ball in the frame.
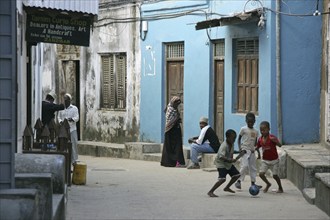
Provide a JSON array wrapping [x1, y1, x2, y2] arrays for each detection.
[[249, 184, 260, 196]]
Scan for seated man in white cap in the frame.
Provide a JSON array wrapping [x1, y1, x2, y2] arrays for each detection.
[[42, 91, 65, 126], [58, 93, 79, 164], [187, 116, 221, 169]]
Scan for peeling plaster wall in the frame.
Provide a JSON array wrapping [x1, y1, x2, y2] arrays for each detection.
[[42, 44, 57, 99], [41, 3, 141, 143], [80, 3, 141, 143]]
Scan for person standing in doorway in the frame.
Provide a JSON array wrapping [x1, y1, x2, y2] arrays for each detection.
[[41, 91, 64, 127], [161, 96, 185, 167], [58, 93, 79, 164]]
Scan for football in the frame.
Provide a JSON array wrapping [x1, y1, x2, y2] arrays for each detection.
[[249, 184, 260, 196]]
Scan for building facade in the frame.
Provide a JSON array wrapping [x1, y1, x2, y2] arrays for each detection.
[[139, 0, 324, 146], [322, 0, 330, 147], [0, 0, 17, 189], [41, 0, 141, 143]]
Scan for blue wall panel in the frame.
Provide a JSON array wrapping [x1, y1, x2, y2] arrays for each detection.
[[280, 2, 322, 144], [140, 0, 322, 147], [0, 0, 16, 189]]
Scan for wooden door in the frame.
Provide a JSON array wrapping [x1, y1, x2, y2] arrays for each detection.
[[214, 60, 224, 142], [167, 61, 184, 123]]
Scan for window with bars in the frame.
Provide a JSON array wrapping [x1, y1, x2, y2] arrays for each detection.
[[214, 40, 225, 58], [100, 53, 127, 110], [165, 43, 184, 59], [235, 38, 259, 114]]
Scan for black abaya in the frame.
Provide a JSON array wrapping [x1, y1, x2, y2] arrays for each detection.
[[160, 122, 185, 167]]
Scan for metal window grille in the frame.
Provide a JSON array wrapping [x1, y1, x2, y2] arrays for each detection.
[[237, 39, 259, 56], [214, 40, 225, 57], [166, 43, 184, 59]]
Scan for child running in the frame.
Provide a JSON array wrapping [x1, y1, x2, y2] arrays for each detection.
[[256, 121, 283, 193], [235, 112, 262, 190], [207, 129, 245, 197]]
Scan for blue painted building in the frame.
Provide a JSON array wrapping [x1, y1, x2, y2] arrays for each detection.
[[139, 0, 322, 147]]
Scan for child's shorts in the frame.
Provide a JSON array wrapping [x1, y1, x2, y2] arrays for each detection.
[[260, 159, 279, 176], [217, 165, 240, 179]]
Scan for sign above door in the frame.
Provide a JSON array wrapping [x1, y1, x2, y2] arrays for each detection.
[[25, 7, 93, 46]]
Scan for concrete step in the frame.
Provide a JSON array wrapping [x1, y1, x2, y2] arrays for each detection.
[[125, 142, 161, 160], [201, 153, 241, 170], [284, 144, 330, 191], [302, 188, 315, 204], [201, 153, 217, 169], [78, 141, 127, 158], [143, 153, 161, 162], [52, 194, 65, 220], [315, 173, 330, 216]]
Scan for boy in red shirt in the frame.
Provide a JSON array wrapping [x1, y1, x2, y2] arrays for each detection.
[[256, 121, 283, 193]]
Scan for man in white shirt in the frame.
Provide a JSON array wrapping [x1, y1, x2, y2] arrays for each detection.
[[58, 93, 79, 164], [187, 117, 220, 169]]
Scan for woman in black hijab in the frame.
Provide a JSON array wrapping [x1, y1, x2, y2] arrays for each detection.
[[160, 96, 185, 167]]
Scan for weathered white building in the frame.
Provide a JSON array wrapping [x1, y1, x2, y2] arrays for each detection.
[[15, 0, 99, 153], [41, 0, 141, 143]]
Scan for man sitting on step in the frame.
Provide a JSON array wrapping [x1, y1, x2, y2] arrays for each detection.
[[187, 117, 221, 169]]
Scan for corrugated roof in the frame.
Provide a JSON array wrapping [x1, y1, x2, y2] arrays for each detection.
[[23, 0, 99, 15], [195, 8, 262, 30]]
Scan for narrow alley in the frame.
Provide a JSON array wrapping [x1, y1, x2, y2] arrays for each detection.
[[66, 156, 329, 220]]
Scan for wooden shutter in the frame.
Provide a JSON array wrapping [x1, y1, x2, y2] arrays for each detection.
[[109, 55, 115, 108], [116, 54, 127, 109], [236, 39, 259, 114], [101, 56, 111, 108], [237, 59, 246, 112], [101, 53, 127, 110], [251, 59, 259, 113]]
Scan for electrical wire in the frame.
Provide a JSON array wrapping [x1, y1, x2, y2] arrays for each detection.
[[95, 9, 216, 27], [265, 7, 329, 17], [95, 0, 329, 28]]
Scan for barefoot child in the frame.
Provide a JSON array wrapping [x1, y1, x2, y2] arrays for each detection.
[[256, 121, 283, 193], [235, 112, 262, 190], [207, 129, 246, 197]]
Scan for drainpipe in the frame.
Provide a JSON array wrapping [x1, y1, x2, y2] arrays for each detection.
[[276, 0, 283, 142]]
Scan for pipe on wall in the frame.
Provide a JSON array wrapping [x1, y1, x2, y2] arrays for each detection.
[[276, 0, 283, 142]]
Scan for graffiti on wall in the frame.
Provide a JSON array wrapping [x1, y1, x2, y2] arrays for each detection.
[[143, 45, 156, 76]]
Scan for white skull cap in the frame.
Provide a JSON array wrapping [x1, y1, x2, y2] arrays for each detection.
[[199, 116, 208, 124], [64, 93, 72, 100]]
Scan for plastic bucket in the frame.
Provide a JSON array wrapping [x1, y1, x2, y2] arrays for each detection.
[[72, 161, 87, 185]]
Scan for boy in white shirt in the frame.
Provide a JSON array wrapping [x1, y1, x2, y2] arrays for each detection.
[[235, 112, 262, 189]]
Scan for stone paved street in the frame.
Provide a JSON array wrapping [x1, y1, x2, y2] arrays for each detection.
[[66, 155, 330, 220]]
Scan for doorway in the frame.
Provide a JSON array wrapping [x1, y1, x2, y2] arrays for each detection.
[[213, 41, 225, 142], [58, 60, 80, 139], [165, 43, 184, 131]]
